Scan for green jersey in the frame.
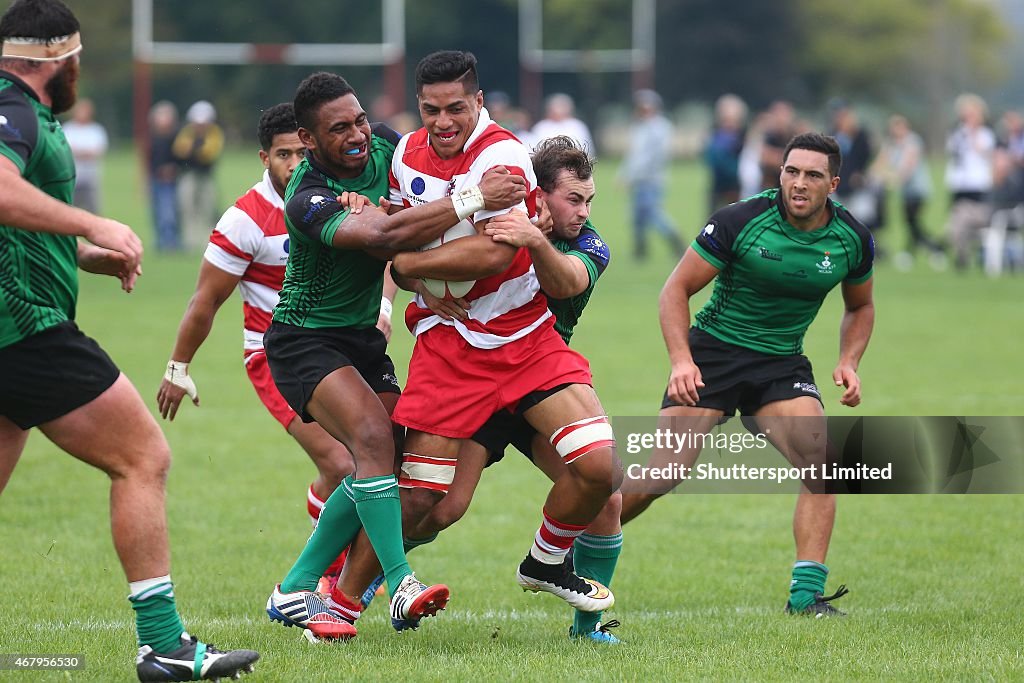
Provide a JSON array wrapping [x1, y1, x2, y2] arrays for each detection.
[[0, 72, 79, 349], [548, 220, 610, 344], [275, 124, 400, 329], [691, 189, 873, 355]]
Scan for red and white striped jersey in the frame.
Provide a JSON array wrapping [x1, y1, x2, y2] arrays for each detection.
[[202, 170, 289, 352], [390, 108, 550, 349]]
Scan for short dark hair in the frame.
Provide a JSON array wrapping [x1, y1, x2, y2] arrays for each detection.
[[783, 132, 842, 177], [532, 135, 594, 193], [0, 0, 79, 72], [415, 50, 479, 95], [293, 72, 355, 131], [257, 102, 297, 151], [0, 0, 79, 42]]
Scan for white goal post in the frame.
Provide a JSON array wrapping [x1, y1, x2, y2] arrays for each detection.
[[130, 0, 405, 147], [517, 0, 656, 114]]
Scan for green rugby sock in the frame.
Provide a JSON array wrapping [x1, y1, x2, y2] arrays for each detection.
[[350, 475, 412, 598], [789, 560, 828, 611], [280, 477, 361, 593], [404, 533, 438, 554], [128, 577, 186, 654], [571, 532, 623, 635]]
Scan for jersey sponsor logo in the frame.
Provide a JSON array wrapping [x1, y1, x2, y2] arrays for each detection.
[[446, 178, 457, 197], [701, 222, 722, 251], [816, 251, 834, 274], [302, 194, 331, 224], [759, 246, 783, 261], [578, 234, 609, 260], [0, 114, 22, 140], [411, 176, 426, 195], [283, 238, 290, 255], [792, 382, 820, 397], [783, 269, 808, 278]]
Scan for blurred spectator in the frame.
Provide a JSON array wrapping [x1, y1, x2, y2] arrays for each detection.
[[704, 93, 748, 211], [758, 100, 797, 190], [994, 110, 1024, 204], [828, 99, 881, 229], [61, 97, 107, 214], [148, 100, 182, 252], [984, 110, 1024, 274], [738, 110, 769, 198], [944, 93, 996, 271], [619, 89, 686, 261], [486, 90, 534, 145], [871, 114, 945, 270], [531, 93, 594, 156], [173, 100, 224, 250]]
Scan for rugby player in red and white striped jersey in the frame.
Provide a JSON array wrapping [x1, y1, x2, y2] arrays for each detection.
[[333, 51, 622, 621], [156, 104, 394, 587]]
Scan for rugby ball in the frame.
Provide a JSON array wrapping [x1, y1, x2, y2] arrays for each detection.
[[420, 219, 477, 298]]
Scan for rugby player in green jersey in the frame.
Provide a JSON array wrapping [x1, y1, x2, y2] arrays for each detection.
[[262, 71, 527, 639], [621, 132, 875, 617], [0, 1, 259, 680]]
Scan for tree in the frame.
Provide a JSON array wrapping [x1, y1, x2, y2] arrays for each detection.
[[794, 0, 1007, 144]]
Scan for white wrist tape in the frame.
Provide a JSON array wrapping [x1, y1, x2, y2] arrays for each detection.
[[380, 296, 393, 320], [451, 185, 485, 221], [164, 360, 198, 401]]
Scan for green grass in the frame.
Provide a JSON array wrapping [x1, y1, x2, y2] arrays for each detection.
[[1, 148, 1022, 681]]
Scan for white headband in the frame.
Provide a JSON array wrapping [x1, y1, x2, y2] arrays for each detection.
[[1, 32, 82, 62]]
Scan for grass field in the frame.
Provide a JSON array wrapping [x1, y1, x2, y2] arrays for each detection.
[[1, 148, 1022, 681]]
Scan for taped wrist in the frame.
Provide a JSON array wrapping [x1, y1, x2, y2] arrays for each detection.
[[451, 185, 485, 221], [164, 360, 198, 400]]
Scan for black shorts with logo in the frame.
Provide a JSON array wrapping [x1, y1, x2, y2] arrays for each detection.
[[263, 322, 401, 423], [472, 410, 536, 466], [0, 321, 120, 429], [661, 327, 822, 415], [471, 383, 571, 466]]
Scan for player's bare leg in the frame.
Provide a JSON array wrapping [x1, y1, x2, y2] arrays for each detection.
[[40, 374, 172, 580], [515, 384, 619, 612], [305, 369, 397, 479], [38, 374, 259, 673], [409, 439, 490, 538], [755, 397, 846, 616], [619, 407, 722, 523], [270, 373, 447, 635], [0, 415, 29, 494], [530, 431, 624, 640], [289, 417, 355, 593], [329, 429, 464, 629], [288, 417, 354, 504]]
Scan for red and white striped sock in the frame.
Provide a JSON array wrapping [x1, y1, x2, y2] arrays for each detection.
[[307, 484, 326, 527], [326, 586, 362, 624], [529, 509, 588, 565]]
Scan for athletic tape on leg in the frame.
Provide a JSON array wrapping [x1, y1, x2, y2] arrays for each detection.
[[550, 415, 615, 464], [398, 453, 457, 493]]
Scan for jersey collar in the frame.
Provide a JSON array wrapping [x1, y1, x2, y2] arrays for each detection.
[[304, 142, 377, 187], [0, 69, 41, 103]]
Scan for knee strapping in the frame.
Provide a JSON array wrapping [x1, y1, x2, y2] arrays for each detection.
[[398, 453, 456, 494], [549, 415, 615, 464]]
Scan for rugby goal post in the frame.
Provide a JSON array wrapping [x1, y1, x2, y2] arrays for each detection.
[[517, 0, 656, 116], [131, 0, 405, 152]]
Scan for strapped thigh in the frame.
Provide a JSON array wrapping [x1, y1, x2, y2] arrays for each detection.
[[399, 453, 457, 494], [549, 415, 615, 464]]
